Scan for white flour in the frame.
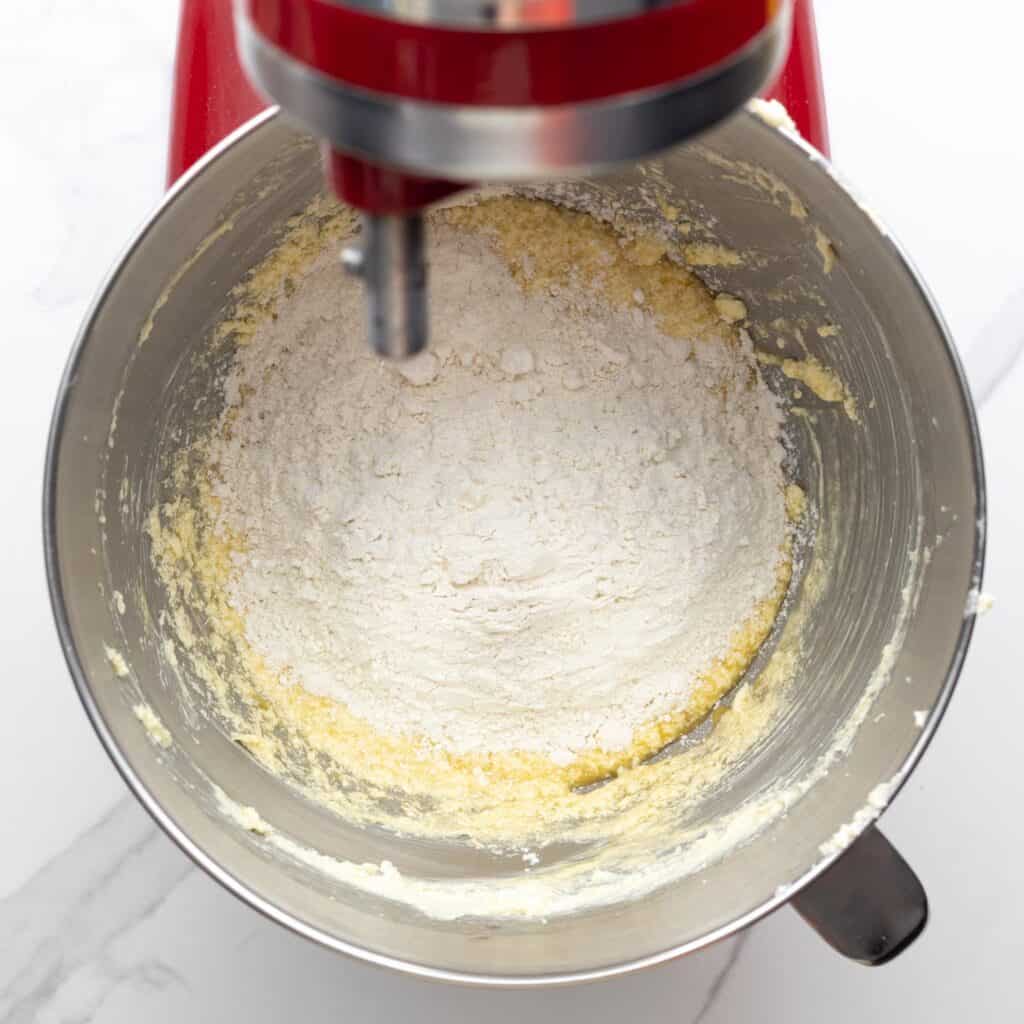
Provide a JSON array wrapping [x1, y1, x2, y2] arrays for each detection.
[[209, 217, 787, 760]]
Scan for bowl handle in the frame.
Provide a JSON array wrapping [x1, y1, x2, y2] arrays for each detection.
[[790, 825, 928, 965]]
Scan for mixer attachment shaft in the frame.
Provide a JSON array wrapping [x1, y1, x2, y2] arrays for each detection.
[[341, 212, 427, 360]]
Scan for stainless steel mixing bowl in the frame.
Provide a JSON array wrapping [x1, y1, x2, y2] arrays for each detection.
[[45, 109, 985, 983]]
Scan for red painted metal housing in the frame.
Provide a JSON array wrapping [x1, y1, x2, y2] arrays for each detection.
[[168, 0, 828, 192], [241, 0, 780, 106]]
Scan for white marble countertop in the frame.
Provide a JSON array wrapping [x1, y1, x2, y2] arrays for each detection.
[[2, 1, 1023, 1019]]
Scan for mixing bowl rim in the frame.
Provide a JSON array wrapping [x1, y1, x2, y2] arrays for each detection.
[[43, 107, 986, 986]]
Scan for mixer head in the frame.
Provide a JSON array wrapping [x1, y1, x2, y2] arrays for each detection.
[[235, 0, 793, 357]]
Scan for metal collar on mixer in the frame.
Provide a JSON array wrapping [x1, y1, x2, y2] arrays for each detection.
[[237, 17, 788, 182], [324, 0, 689, 29]]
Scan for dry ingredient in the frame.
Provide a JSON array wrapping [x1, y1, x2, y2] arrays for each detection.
[[202, 197, 791, 767]]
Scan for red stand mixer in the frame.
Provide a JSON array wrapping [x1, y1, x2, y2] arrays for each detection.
[[45, 0, 988, 981], [169, 0, 828, 356]]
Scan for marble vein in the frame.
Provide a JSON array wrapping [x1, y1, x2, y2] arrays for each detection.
[[0, 798, 192, 1024], [689, 932, 750, 1024]]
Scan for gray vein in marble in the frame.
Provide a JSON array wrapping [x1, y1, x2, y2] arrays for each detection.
[[690, 931, 750, 1024], [0, 798, 192, 1023], [965, 286, 1024, 409]]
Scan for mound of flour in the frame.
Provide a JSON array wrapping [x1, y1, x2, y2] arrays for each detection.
[[208, 212, 787, 761]]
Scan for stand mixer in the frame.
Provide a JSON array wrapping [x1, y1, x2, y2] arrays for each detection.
[[212, 0, 827, 357], [43, 0, 987, 981]]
